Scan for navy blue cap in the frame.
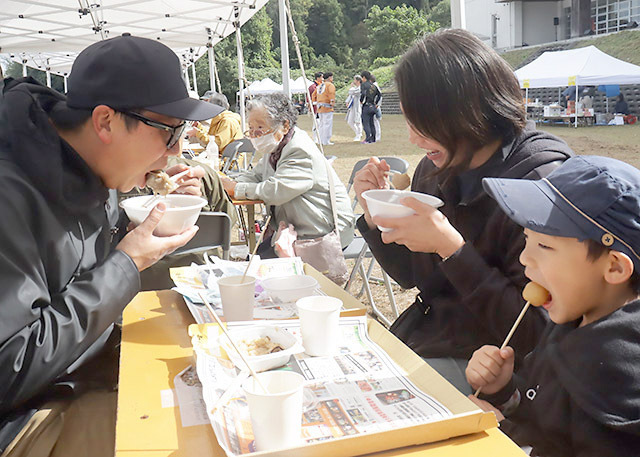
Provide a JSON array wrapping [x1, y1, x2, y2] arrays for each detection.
[[483, 156, 640, 271], [66, 34, 222, 121]]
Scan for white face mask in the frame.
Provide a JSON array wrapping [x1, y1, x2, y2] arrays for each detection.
[[250, 132, 280, 154]]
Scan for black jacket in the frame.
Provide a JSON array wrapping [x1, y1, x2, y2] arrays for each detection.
[[0, 78, 140, 448], [360, 81, 381, 106], [358, 123, 574, 362], [485, 301, 640, 456]]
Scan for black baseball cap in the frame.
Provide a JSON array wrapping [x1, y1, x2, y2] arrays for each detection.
[[66, 34, 223, 121], [483, 156, 640, 271]]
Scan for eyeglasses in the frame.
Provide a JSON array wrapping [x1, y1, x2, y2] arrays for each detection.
[[122, 111, 186, 149], [243, 127, 276, 139]]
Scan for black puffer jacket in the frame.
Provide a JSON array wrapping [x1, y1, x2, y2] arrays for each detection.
[[0, 78, 140, 448], [359, 123, 574, 362], [486, 301, 640, 456]]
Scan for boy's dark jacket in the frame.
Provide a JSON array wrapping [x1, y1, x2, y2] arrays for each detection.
[[358, 122, 574, 362], [487, 300, 640, 456], [0, 78, 140, 449]]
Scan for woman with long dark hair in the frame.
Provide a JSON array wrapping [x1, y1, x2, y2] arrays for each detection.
[[353, 29, 574, 393]]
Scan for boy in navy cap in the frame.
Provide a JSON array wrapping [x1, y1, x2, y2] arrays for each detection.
[[0, 35, 221, 456], [466, 156, 640, 456]]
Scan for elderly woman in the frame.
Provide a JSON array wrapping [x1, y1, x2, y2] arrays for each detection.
[[221, 93, 354, 258]]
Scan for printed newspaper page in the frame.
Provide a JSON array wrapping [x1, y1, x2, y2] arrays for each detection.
[[192, 317, 452, 456], [170, 256, 307, 323]]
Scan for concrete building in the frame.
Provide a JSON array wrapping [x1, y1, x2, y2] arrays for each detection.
[[452, 0, 640, 50]]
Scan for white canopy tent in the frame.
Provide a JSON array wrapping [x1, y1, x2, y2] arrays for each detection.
[[289, 76, 312, 94], [240, 76, 311, 96], [514, 46, 640, 126], [0, 0, 297, 129], [242, 77, 283, 95]]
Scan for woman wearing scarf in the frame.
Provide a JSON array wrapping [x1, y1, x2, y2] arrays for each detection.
[[221, 93, 354, 258]]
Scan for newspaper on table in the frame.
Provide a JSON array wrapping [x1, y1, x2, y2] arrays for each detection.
[[170, 256, 308, 323], [191, 316, 453, 456]]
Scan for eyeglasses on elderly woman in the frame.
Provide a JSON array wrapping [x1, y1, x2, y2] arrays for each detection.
[[243, 127, 277, 139]]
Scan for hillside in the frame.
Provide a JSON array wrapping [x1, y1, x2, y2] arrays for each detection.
[[500, 30, 640, 70]]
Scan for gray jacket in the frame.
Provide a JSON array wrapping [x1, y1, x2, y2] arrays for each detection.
[[0, 78, 140, 447], [234, 127, 355, 247]]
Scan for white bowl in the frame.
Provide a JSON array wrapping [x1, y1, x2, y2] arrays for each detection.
[[261, 275, 319, 303], [217, 326, 303, 372], [120, 194, 206, 236], [362, 189, 444, 232]]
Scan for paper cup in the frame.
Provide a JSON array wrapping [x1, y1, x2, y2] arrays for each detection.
[[243, 371, 305, 451], [295, 296, 342, 356], [217, 275, 255, 321]]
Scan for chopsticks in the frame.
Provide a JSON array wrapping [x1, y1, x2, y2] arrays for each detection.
[[240, 215, 272, 283], [198, 292, 268, 394]]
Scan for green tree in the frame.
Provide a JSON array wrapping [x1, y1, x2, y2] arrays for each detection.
[[365, 5, 438, 58], [426, 0, 451, 27], [306, 0, 350, 65]]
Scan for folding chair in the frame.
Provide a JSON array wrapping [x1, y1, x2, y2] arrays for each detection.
[[343, 156, 410, 326], [346, 157, 410, 210], [233, 138, 256, 171], [174, 212, 232, 259], [220, 142, 242, 175]]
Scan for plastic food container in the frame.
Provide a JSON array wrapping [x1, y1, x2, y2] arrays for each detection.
[[120, 194, 206, 236], [362, 189, 443, 232], [261, 275, 319, 303], [216, 325, 303, 372]]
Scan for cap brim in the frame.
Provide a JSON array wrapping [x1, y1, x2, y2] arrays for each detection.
[[482, 177, 593, 240], [145, 97, 224, 121]]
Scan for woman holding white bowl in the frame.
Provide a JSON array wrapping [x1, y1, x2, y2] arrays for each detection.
[[353, 29, 574, 394]]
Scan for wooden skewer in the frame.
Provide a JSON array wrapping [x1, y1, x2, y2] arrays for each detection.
[[473, 301, 531, 397], [198, 292, 268, 394], [241, 214, 272, 283]]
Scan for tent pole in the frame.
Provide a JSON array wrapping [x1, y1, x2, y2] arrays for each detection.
[[525, 87, 529, 118], [191, 63, 198, 94], [283, 0, 323, 155], [574, 81, 578, 128], [184, 64, 191, 90], [278, 0, 291, 98], [64, 76, 68, 93], [46, 69, 51, 88], [235, 8, 246, 132], [207, 43, 220, 93], [22, 61, 27, 77]]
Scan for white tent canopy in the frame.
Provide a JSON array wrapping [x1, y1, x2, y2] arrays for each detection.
[[289, 76, 312, 94], [240, 76, 312, 96], [242, 78, 283, 95], [515, 46, 640, 89], [0, 0, 269, 76]]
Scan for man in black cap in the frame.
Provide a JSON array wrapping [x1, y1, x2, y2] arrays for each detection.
[[0, 35, 220, 456]]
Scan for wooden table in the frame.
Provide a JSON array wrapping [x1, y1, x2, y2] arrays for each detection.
[[232, 198, 263, 251], [116, 270, 525, 457]]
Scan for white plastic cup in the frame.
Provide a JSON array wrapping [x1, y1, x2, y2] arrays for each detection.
[[243, 371, 305, 451], [295, 296, 342, 356], [217, 275, 256, 321]]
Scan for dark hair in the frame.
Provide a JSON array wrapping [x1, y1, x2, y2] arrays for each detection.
[[360, 70, 371, 80], [395, 29, 526, 174], [50, 104, 138, 131], [584, 239, 640, 294], [369, 74, 376, 83], [618, 93, 625, 101], [324, 72, 333, 78], [314, 72, 324, 80]]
